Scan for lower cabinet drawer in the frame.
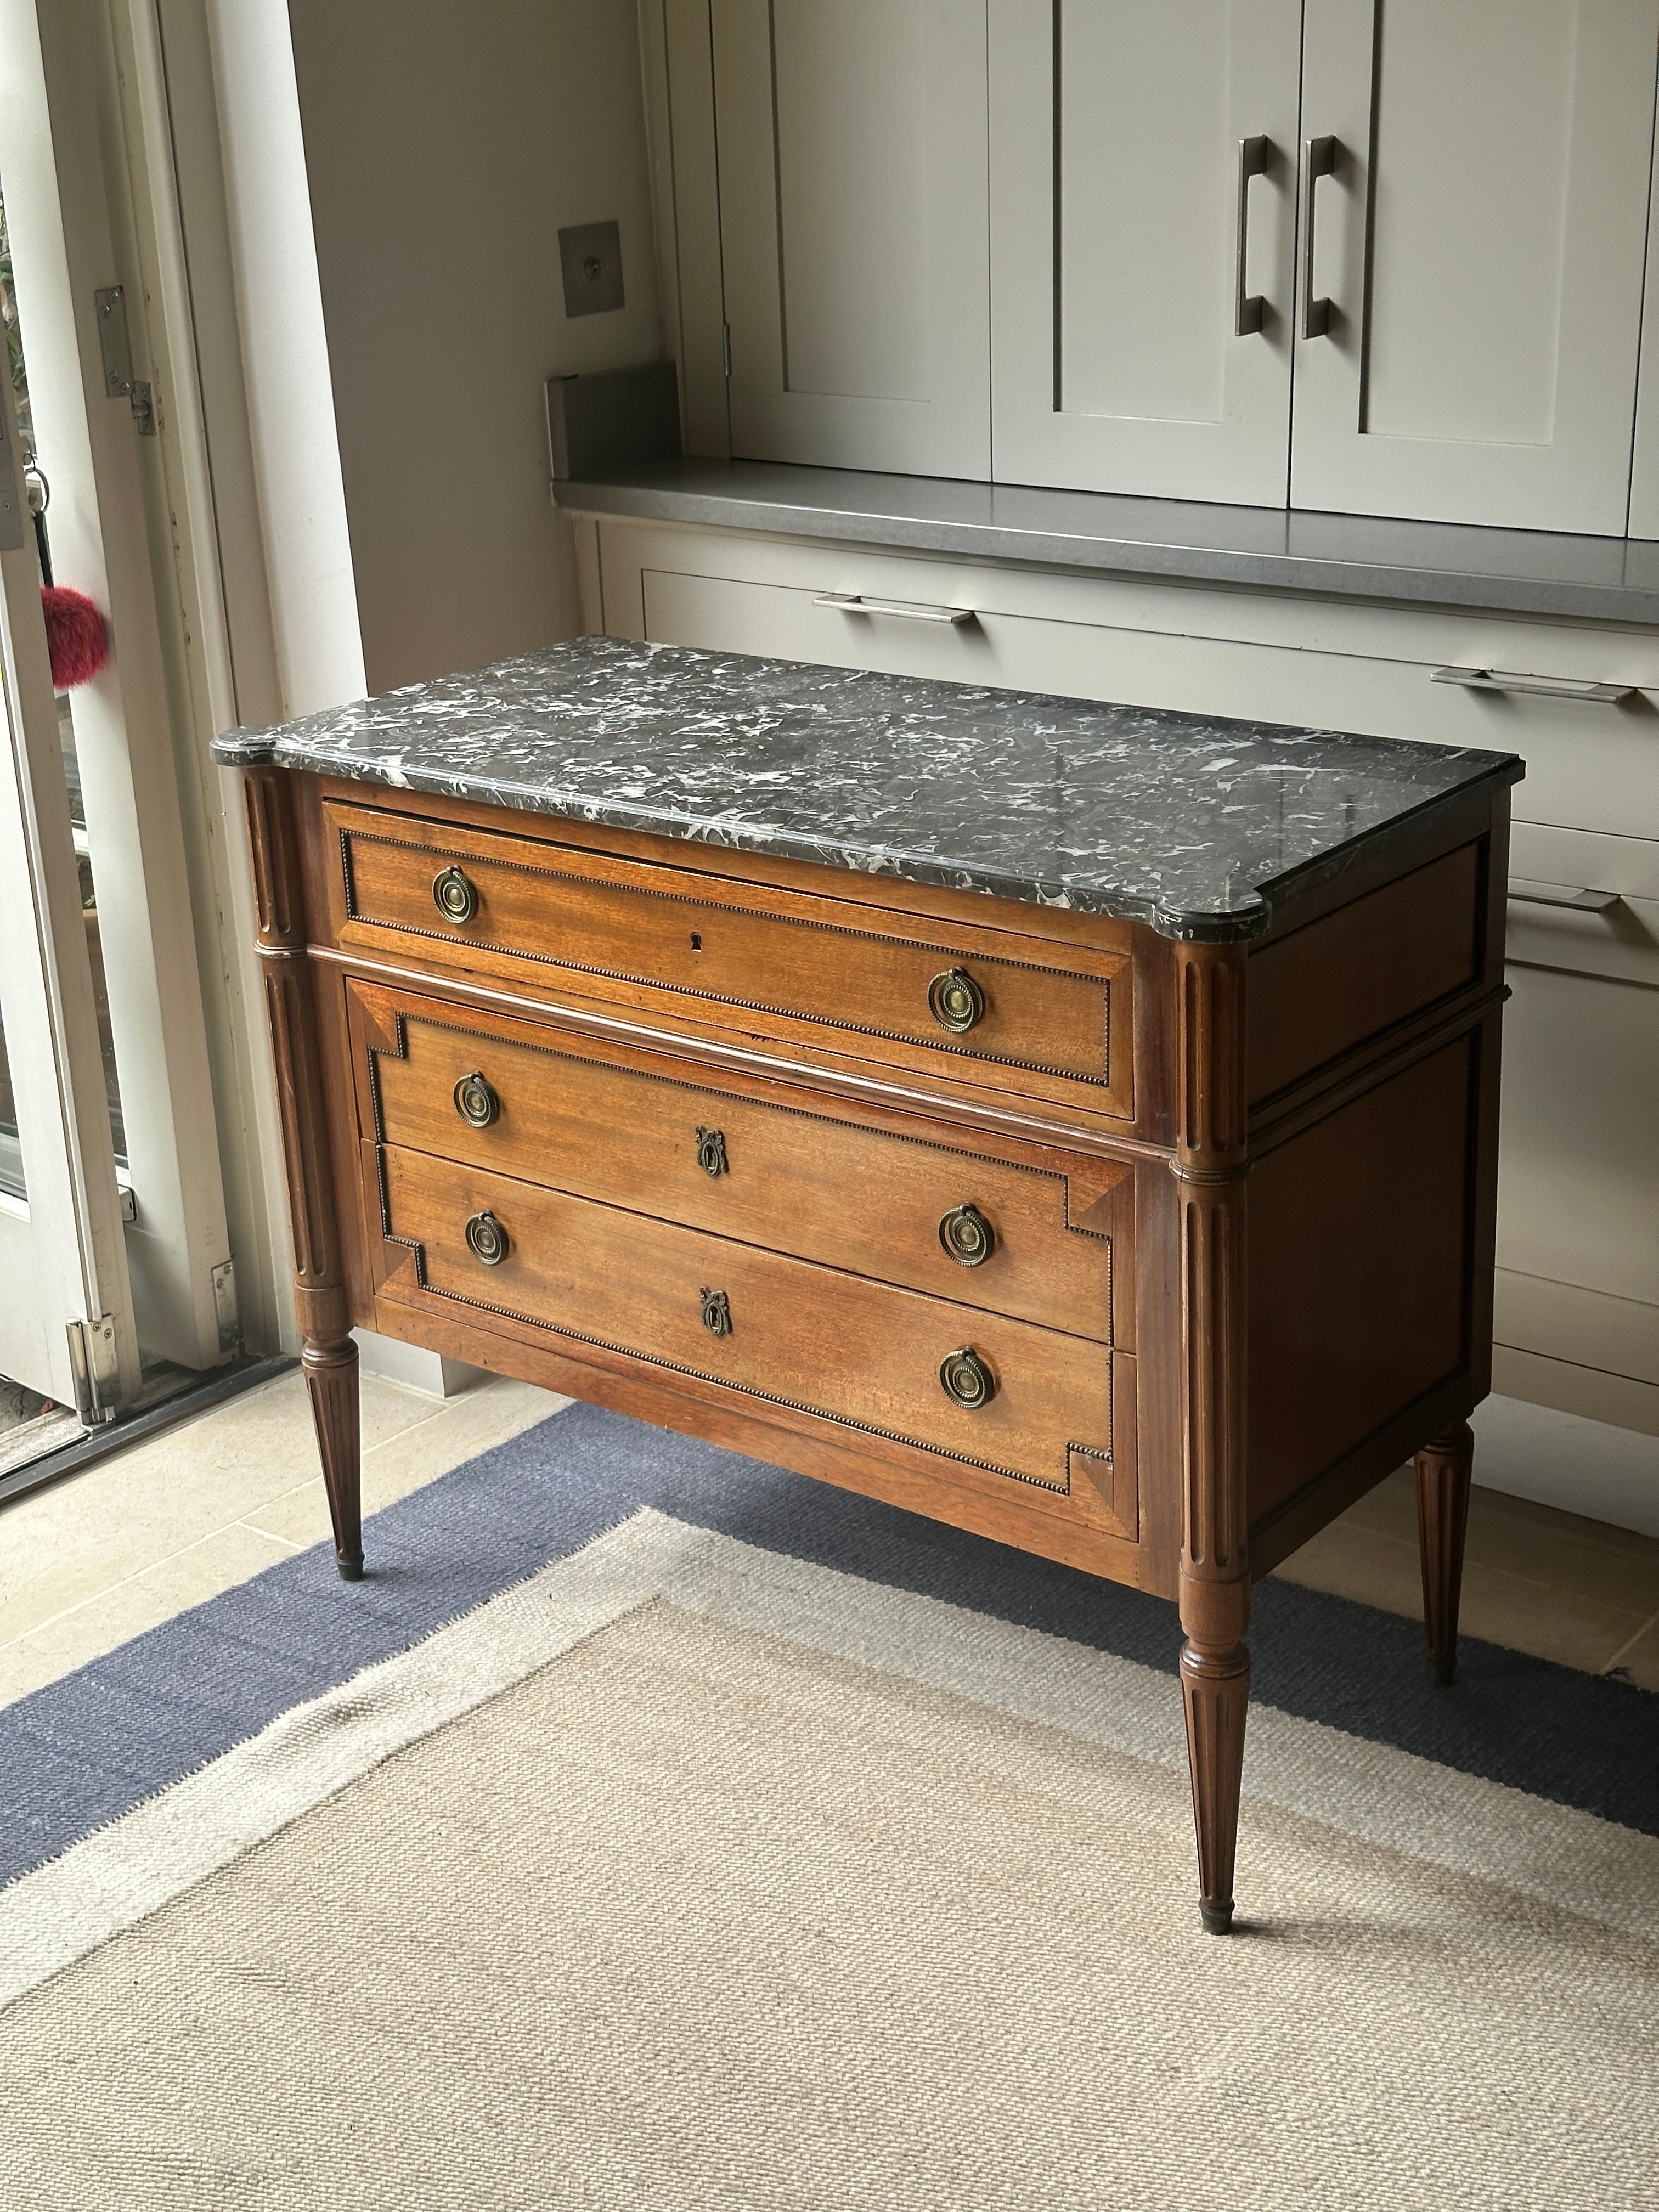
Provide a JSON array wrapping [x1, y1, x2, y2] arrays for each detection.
[[371, 1143, 1133, 1533], [349, 979, 1127, 1343]]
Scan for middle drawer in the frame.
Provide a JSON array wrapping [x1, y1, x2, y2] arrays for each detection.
[[345, 977, 1128, 1345]]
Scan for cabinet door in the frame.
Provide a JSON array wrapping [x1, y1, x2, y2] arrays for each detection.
[[710, 0, 990, 478], [988, 0, 1302, 505], [1293, 0, 1659, 534]]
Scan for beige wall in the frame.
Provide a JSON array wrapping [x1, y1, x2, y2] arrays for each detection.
[[285, 0, 663, 695]]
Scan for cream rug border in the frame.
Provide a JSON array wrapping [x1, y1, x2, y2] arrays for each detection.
[[4, 1506, 1656, 2013]]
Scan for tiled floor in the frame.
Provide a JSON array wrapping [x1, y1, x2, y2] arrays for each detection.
[[0, 1368, 1655, 1711]]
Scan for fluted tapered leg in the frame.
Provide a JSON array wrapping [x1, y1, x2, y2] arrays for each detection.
[[303, 1338, 363, 1579], [1173, 941, 1252, 1933], [244, 763, 365, 1581], [1180, 1633, 1251, 1933], [1416, 1421, 1474, 1684]]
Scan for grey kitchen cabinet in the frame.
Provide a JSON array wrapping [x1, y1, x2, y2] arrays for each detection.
[[1291, 0, 1659, 535], [988, 0, 1304, 506], [663, 0, 1659, 532], [708, 0, 990, 478]]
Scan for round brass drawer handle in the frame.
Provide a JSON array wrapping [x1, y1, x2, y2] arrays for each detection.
[[454, 1070, 500, 1129], [939, 1345, 996, 1409], [927, 966, 985, 1035], [464, 1209, 509, 1266], [696, 1125, 729, 1178], [432, 864, 479, 925], [938, 1201, 995, 1268], [700, 1286, 733, 1339]]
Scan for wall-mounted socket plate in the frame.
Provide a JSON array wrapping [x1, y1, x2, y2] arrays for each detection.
[[559, 221, 624, 318]]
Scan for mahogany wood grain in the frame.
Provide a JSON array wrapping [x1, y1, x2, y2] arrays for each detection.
[[347, 977, 1126, 1345], [358, 1282, 1146, 1586], [228, 760, 1517, 1932], [320, 798, 1136, 1119], [242, 766, 363, 1578], [1172, 939, 1252, 1936], [313, 771, 1138, 964], [1247, 842, 1483, 1108], [373, 1142, 1131, 1528], [1247, 1034, 1477, 1526], [1416, 1423, 1475, 1685]]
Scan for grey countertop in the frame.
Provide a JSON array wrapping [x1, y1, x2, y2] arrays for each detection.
[[213, 636, 1521, 942], [554, 459, 1659, 629]]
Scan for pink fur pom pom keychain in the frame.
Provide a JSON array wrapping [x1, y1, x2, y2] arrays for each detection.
[[41, 584, 108, 689]]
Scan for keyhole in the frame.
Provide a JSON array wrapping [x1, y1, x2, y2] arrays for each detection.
[[690, 932, 702, 950]]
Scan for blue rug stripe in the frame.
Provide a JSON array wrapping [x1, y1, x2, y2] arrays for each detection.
[[2, 1400, 1655, 1892]]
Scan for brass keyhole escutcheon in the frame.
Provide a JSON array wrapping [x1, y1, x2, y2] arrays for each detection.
[[927, 966, 985, 1035], [454, 1070, 500, 1129], [700, 1286, 732, 1339], [939, 1201, 995, 1268], [939, 1345, 995, 1409], [465, 1209, 509, 1266], [433, 864, 479, 925], [696, 1126, 728, 1178]]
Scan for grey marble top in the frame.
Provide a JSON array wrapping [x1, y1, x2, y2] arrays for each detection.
[[555, 459, 1659, 628], [213, 636, 1521, 941]]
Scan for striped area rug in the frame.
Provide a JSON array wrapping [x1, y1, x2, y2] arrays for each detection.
[[1, 1401, 1655, 2209]]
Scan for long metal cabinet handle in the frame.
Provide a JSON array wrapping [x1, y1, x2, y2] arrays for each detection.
[[1300, 136, 1336, 339], [1507, 879, 1622, 913], [1234, 137, 1270, 336], [814, 593, 976, 626], [1238, 136, 1274, 336], [1432, 665, 1637, 704]]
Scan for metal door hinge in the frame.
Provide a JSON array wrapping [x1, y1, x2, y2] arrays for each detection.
[[66, 1316, 120, 1427], [94, 287, 157, 433], [721, 321, 731, 378], [210, 1256, 241, 1353]]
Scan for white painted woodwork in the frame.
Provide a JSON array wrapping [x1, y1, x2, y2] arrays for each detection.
[[1498, 963, 1659, 1316], [1293, 0, 1659, 534], [710, 0, 990, 476], [988, 0, 1302, 504], [3, 0, 235, 1378], [0, 324, 138, 1410]]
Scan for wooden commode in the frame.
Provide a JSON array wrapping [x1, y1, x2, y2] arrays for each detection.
[[216, 636, 1521, 1933]]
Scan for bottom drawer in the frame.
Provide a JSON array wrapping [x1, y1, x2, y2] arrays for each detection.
[[372, 1144, 1132, 1532]]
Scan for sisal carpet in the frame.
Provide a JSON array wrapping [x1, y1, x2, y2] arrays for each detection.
[[2, 1408, 1657, 2208]]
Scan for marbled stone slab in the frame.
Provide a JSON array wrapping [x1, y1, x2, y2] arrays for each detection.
[[212, 636, 1521, 940]]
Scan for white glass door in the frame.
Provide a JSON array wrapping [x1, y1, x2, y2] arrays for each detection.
[[0, 0, 237, 1442], [0, 351, 137, 1420]]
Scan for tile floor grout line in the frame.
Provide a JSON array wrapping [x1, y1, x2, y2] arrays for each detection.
[[1600, 1610, 1659, 1676], [0, 1395, 470, 1652]]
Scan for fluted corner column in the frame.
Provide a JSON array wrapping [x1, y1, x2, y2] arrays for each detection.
[[242, 766, 363, 1581], [1415, 1421, 1474, 1685], [1171, 940, 1251, 1934]]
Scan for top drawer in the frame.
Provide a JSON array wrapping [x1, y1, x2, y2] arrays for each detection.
[[320, 799, 1134, 1119]]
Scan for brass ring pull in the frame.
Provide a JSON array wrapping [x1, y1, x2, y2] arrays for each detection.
[[464, 1209, 509, 1266], [927, 966, 985, 1035], [699, 1286, 732, 1339], [939, 1201, 995, 1268], [939, 1345, 995, 1409], [432, 865, 479, 924], [696, 1126, 728, 1178], [454, 1070, 500, 1128]]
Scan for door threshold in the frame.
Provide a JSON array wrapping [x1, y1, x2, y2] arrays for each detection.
[[0, 1355, 297, 1510]]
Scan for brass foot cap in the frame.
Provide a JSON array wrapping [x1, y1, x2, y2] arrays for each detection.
[[1427, 1655, 1457, 1687], [336, 1553, 365, 1583], [1199, 1901, 1234, 1936]]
